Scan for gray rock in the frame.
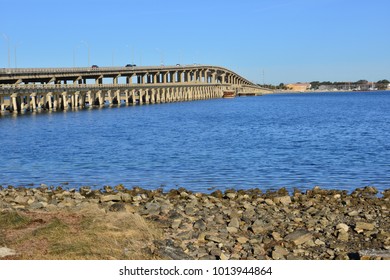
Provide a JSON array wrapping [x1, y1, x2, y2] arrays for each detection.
[[154, 240, 193, 260], [143, 202, 161, 215], [205, 235, 224, 244], [285, 229, 313, 245], [228, 217, 240, 228], [109, 203, 126, 212]]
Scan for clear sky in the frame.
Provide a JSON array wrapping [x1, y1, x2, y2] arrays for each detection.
[[1, 0, 389, 84]]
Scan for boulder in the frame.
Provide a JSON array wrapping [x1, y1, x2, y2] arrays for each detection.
[[285, 229, 313, 245]]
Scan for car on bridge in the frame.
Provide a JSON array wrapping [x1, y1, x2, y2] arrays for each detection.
[[91, 65, 99, 69]]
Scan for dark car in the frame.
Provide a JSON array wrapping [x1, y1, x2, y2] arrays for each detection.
[[125, 64, 136, 67], [91, 65, 99, 68]]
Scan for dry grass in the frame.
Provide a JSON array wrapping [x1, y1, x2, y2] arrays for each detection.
[[0, 208, 163, 260]]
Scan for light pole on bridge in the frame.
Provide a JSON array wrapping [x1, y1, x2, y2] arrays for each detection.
[[2, 33, 11, 68], [81, 40, 90, 66]]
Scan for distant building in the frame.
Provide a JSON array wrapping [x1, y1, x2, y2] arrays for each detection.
[[286, 83, 311, 92], [318, 85, 336, 91]]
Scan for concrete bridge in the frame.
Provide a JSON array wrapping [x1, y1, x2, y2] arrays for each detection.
[[0, 65, 271, 114]]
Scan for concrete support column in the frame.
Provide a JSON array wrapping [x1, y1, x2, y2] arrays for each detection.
[[76, 92, 80, 107], [165, 88, 170, 102], [98, 91, 104, 106], [185, 88, 189, 101], [161, 88, 165, 103], [116, 90, 121, 105], [46, 93, 52, 110], [87, 91, 93, 106], [173, 88, 177, 102], [146, 90, 151, 104], [62, 93, 68, 109], [130, 90, 136, 105], [52, 94, 58, 110], [24, 95, 31, 111], [221, 74, 226, 84], [31, 94, 37, 111], [211, 73, 216, 83], [179, 87, 184, 101], [139, 89, 143, 105], [71, 94, 75, 108], [126, 74, 133, 84], [107, 90, 112, 104], [79, 93, 84, 108], [177, 71, 181, 83], [0, 96, 4, 111], [150, 89, 155, 104], [11, 94, 18, 112], [173, 71, 180, 83], [155, 89, 160, 103], [124, 90, 129, 104]]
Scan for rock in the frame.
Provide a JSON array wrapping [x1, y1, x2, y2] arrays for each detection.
[[272, 245, 289, 260], [348, 210, 359, 216], [100, 194, 121, 203], [205, 235, 224, 244], [14, 196, 29, 204], [120, 193, 132, 202], [274, 196, 292, 206], [251, 219, 272, 234], [154, 240, 193, 260], [285, 229, 313, 245], [193, 219, 206, 231], [143, 202, 161, 216], [237, 237, 248, 244], [265, 199, 275, 206], [336, 223, 349, 232], [314, 239, 326, 246], [228, 217, 240, 228], [359, 249, 390, 260], [272, 232, 283, 241], [355, 222, 375, 233], [171, 219, 182, 229], [0, 247, 16, 258], [227, 227, 238, 234], [109, 203, 126, 212], [225, 193, 236, 199], [220, 252, 229, 260], [29, 201, 46, 209], [337, 230, 349, 242]]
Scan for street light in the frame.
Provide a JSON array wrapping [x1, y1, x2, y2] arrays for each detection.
[[125, 44, 134, 65], [81, 40, 90, 66], [155, 48, 164, 66], [2, 33, 10, 68]]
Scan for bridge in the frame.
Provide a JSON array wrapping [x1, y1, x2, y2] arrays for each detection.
[[0, 65, 271, 114]]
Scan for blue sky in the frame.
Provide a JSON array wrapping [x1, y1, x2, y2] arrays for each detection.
[[1, 0, 389, 84]]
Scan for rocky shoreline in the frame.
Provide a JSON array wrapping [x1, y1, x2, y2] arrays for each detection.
[[1, 185, 389, 260]]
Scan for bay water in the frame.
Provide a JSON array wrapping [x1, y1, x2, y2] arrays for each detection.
[[1, 91, 389, 193]]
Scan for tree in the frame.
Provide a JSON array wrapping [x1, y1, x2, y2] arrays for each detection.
[[376, 79, 389, 90]]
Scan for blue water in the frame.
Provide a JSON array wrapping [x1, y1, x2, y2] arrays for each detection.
[[1, 91, 389, 193]]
